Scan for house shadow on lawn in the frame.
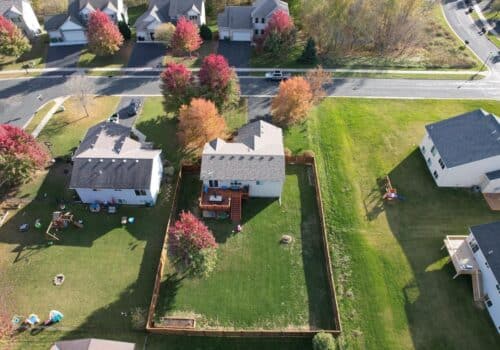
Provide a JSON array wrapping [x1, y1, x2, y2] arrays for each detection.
[[382, 149, 500, 349]]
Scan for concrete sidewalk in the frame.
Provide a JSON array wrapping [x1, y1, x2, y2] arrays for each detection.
[[30, 96, 69, 138]]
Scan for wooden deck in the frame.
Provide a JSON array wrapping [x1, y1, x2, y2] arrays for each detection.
[[199, 187, 248, 222], [483, 193, 500, 211], [442, 235, 484, 301]]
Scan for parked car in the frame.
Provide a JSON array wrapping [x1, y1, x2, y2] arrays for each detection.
[[265, 70, 291, 81], [128, 99, 142, 116], [108, 113, 119, 123]]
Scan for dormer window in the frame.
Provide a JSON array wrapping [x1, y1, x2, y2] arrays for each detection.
[[189, 15, 197, 20]]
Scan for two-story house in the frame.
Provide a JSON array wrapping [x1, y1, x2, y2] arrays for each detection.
[[0, 0, 42, 38], [420, 109, 500, 208], [443, 222, 500, 333], [217, 0, 288, 42], [45, 0, 128, 46], [134, 0, 206, 42]]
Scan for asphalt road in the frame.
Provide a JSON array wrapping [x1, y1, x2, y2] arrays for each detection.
[[0, 2, 499, 127]]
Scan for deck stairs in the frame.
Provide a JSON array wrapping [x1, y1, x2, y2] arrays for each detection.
[[230, 192, 242, 222]]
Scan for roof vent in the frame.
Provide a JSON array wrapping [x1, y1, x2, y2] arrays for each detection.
[[239, 156, 244, 160], [112, 159, 116, 162], [249, 156, 254, 160], [219, 156, 224, 160], [135, 159, 139, 163], [88, 159, 92, 162], [99, 170, 103, 174], [488, 250, 494, 255], [123, 159, 127, 163], [269, 156, 274, 161], [99, 159, 103, 162]]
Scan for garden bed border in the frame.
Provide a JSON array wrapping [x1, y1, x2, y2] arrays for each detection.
[[146, 156, 342, 337]]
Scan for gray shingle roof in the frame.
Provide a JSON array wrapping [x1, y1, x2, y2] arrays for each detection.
[[200, 120, 285, 182], [251, 0, 288, 18], [217, 6, 253, 29], [425, 109, 500, 168], [70, 122, 161, 190], [79, 0, 120, 11], [134, 0, 169, 30], [470, 221, 500, 284], [0, 0, 24, 16], [168, 0, 203, 18], [44, 14, 69, 31]]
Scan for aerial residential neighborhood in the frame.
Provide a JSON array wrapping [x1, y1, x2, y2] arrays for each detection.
[[0, 0, 499, 349]]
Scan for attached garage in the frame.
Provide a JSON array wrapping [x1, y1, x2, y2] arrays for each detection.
[[62, 30, 86, 42], [231, 30, 252, 42], [219, 29, 230, 40]]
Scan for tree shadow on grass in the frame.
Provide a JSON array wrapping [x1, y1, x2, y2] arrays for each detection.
[[383, 149, 500, 349], [154, 273, 184, 319]]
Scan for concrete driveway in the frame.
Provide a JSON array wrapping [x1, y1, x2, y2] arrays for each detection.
[[113, 97, 144, 127], [247, 97, 272, 122], [127, 43, 166, 68], [217, 41, 252, 68], [46, 45, 84, 68]]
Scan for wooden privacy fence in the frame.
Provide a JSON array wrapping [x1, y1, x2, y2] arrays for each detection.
[[146, 157, 342, 336]]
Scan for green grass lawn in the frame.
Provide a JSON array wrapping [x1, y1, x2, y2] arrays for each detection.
[[37, 96, 119, 158], [24, 101, 56, 135], [0, 36, 48, 71], [77, 42, 134, 69], [286, 98, 500, 349], [155, 166, 334, 330]]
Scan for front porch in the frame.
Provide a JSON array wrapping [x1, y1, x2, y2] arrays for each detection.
[[199, 187, 249, 222], [442, 235, 484, 301]]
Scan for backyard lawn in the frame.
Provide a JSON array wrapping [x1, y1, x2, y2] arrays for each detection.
[[155, 166, 335, 330], [286, 98, 500, 349]]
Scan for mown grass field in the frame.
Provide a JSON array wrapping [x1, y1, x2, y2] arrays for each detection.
[[155, 167, 334, 330], [286, 98, 500, 349]]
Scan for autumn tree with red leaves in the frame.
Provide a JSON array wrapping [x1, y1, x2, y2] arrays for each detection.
[[168, 211, 218, 277], [0, 124, 50, 192], [199, 54, 239, 110], [171, 17, 202, 56], [260, 10, 296, 58], [271, 77, 313, 127], [160, 62, 195, 111], [177, 98, 227, 152], [87, 10, 123, 56], [0, 15, 30, 58]]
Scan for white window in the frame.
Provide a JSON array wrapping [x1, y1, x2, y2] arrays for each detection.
[[485, 294, 493, 307], [254, 18, 258, 23], [430, 145, 436, 156], [427, 158, 432, 166], [261, 18, 265, 23], [421, 145, 426, 154], [433, 171, 438, 179], [256, 181, 262, 185], [189, 15, 197, 20], [438, 158, 445, 169], [134, 189, 146, 196]]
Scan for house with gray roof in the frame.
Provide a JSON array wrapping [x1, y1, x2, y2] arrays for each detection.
[[45, 0, 128, 46], [0, 0, 41, 37], [199, 120, 285, 221], [70, 122, 163, 206], [443, 222, 500, 333], [420, 109, 500, 197], [134, 0, 205, 42], [217, 0, 288, 41]]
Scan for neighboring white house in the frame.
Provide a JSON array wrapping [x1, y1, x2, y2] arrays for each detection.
[[51, 338, 136, 350], [45, 0, 128, 46], [134, 0, 205, 42], [420, 109, 500, 194], [443, 222, 500, 333], [0, 0, 42, 38], [217, 0, 289, 42], [69, 122, 163, 206]]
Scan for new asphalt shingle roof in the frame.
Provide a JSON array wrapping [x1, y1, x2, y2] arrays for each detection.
[[70, 122, 161, 190], [200, 120, 285, 182], [79, 0, 120, 11], [217, 6, 253, 29], [470, 222, 500, 284], [425, 109, 500, 168], [0, 0, 24, 16], [135, 0, 203, 30], [251, 0, 288, 18]]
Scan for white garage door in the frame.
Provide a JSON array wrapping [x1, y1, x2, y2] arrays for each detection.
[[63, 30, 86, 42], [232, 31, 251, 41]]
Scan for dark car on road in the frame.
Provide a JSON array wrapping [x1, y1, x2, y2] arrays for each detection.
[[128, 99, 142, 116]]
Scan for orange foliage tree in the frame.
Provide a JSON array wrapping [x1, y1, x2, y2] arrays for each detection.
[[177, 98, 227, 151], [305, 66, 332, 104], [271, 77, 313, 127]]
